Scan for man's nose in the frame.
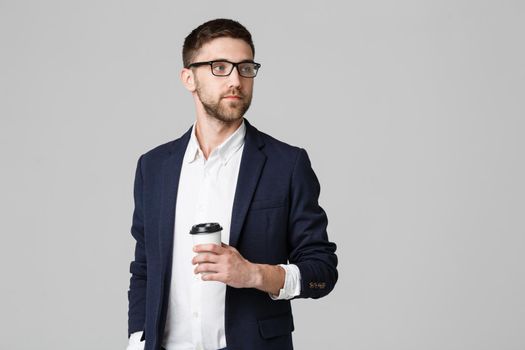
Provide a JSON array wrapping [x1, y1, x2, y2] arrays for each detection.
[[227, 66, 242, 88]]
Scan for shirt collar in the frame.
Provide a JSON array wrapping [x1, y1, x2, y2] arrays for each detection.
[[184, 125, 201, 164], [184, 119, 246, 165]]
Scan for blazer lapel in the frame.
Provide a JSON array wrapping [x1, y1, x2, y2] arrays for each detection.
[[229, 119, 267, 248], [159, 126, 192, 275]]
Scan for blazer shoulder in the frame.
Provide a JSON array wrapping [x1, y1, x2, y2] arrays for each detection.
[[257, 131, 308, 174], [143, 139, 175, 159], [256, 127, 303, 159], [251, 126, 317, 179]]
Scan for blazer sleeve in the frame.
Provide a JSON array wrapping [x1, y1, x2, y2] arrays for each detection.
[[287, 148, 338, 299], [127, 155, 147, 337]]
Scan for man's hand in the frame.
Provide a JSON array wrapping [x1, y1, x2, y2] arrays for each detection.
[[192, 243, 260, 288], [192, 243, 285, 295]]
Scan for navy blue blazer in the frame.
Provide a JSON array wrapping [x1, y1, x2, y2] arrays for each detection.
[[128, 119, 338, 350]]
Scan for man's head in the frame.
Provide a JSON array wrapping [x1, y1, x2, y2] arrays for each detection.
[[180, 19, 259, 124]]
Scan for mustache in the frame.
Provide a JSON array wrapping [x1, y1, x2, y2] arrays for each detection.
[[223, 90, 244, 98]]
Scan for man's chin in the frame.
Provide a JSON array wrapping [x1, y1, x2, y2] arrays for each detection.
[[222, 99, 243, 109], [202, 100, 250, 123], [219, 114, 244, 123], [208, 109, 244, 124], [220, 104, 249, 121]]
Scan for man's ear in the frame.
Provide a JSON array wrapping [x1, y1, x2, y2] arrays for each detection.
[[180, 68, 196, 92]]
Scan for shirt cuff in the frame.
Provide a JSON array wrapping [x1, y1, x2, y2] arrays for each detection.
[[269, 264, 302, 300], [126, 331, 144, 350]]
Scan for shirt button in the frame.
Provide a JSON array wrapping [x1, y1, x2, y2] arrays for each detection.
[[193, 311, 199, 318], [196, 343, 202, 350]]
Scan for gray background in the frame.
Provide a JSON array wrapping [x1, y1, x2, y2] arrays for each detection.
[[1, 0, 524, 349]]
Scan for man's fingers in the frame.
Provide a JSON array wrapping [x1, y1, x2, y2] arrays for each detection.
[[192, 252, 220, 265], [222, 242, 239, 254], [201, 272, 227, 282], [193, 243, 223, 254], [194, 263, 220, 274]]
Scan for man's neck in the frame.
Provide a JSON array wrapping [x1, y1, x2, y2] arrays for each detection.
[[194, 115, 244, 160]]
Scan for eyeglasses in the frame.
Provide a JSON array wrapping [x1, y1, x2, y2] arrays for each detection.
[[187, 60, 261, 78]]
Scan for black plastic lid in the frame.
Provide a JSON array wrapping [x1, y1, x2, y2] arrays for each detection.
[[190, 222, 223, 235]]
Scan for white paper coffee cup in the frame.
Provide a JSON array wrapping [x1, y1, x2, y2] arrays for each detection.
[[190, 223, 222, 275], [190, 222, 222, 246]]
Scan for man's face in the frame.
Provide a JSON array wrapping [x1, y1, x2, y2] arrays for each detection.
[[189, 37, 255, 123]]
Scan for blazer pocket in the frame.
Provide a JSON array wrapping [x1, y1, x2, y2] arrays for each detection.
[[250, 198, 286, 211], [258, 312, 295, 339]]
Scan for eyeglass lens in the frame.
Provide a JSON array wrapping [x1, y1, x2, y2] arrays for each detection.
[[211, 61, 258, 77]]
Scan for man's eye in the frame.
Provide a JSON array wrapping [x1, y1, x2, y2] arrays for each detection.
[[241, 65, 254, 73], [213, 64, 227, 71]]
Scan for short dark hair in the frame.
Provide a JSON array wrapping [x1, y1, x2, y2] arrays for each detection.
[[182, 18, 255, 68]]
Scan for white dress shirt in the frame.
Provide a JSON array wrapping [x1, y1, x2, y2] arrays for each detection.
[[127, 119, 301, 350]]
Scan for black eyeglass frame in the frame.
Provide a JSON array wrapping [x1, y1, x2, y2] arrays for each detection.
[[186, 60, 262, 78]]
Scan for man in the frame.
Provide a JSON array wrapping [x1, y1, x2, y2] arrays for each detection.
[[127, 18, 338, 350]]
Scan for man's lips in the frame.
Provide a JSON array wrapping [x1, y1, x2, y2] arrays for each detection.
[[223, 95, 242, 100]]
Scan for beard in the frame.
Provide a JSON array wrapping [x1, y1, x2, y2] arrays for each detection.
[[196, 85, 252, 124]]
